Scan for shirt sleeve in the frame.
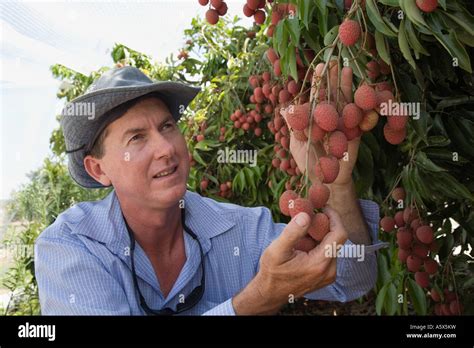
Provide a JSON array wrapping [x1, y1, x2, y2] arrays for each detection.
[[304, 199, 389, 302], [201, 298, 236, 316], [35, 235, 131, 315]]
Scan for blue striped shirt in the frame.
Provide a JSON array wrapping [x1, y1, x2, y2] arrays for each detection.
[[34, 190, 386, 315]]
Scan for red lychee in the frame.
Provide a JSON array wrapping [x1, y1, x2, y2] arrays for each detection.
[[416, 225, 434, 245], [380, 216, 395, 232], [339, 19, 361, 47], [415, 271, 430, 288], [342, 103, 363, 129], [206, 9, 219, 24], [416, 0, 438, 13], [328, 131, 348, 159], [286, 103, 310, 131], [308, 183, 330, 209], [279, 190, 298, 216], [354, 85, 378, 110], [295, 236, 318, 252], [313, 103, 339, 132], [407, 255, 422, 272], [383, 124, 406, 145], [315, 156, 340, 184], [308, 213, 330, 242], [289, 198, 315, 218]]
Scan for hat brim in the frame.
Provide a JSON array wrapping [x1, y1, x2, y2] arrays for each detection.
[[62, 81, 201, 189]]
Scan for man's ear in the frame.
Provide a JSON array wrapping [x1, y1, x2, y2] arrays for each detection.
[[84, 155, 112, 187]]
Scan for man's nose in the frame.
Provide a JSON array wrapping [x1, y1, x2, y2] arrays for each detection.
[[150, 130, 175, 160]]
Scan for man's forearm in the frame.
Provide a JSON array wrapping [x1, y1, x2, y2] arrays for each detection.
[[326, 180, 371, 245]]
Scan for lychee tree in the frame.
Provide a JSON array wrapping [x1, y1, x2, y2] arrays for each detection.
[[195, 0, 474, 315]]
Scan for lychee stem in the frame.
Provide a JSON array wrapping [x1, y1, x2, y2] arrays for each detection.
[[347, 46, 366, 84]]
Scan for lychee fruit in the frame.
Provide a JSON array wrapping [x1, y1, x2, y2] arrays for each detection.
[[310, 123, 327, 142], [398, 248, 410, 263], [206, 9, 219, 25], [216, 1, 228, 15], [449, 300, 463, 315], [210, 0, 223, 7], [314, 103, 339, 132], [380, 216, 395, 232], [295, 236, 318, 252], [354, 85, 378, 110], [328, 131, 348, 159], [430, 288, 441, 302], [412, 243, 429, 259], [359, 110, 379, 132], [279, 190, 298, 216], [286, 103, 310, 131], [387, 115, 409, 130], [266, 48, 278, 64], [396, 229, 412, 249], [246, 0, 260, 10], [315, 156, 340, 184], [366, 61, 381, 80], [254, 10, 266, 24], [407, 255, 422, 272], [308, 183, 330, 209], [342, 103, 363, 129], [394, 211, 405, 228], [424, 259, 438, 275], [289, 198, 315, 218], [376, 90, 395, 112], [339, 19, 361, 47], [416, 225, 434, 245], [415, 271, 430, 288], [308, 213, 330, 242], [416, 0, 438, 13], [383, 124, 406, 145], [391, 187, 406, 202], [403, 206, 419, 224], [198, 0, 209, 5]]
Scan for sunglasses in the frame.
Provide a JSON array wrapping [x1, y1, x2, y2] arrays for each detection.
[[123, 208, 205, 315]]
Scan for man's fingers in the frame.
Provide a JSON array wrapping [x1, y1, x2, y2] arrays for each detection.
[[340, 66, 353, 103], [312, 207, 348, 257], [329, 59, 339, 100], [270, 212, 311, 262]]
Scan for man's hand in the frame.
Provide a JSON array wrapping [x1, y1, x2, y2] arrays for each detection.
[[232, 208, 348, 315], [280, 60, 360, 186]]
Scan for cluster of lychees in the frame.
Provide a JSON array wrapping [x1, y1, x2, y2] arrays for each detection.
[[380, 188, 439, 289], [229, 109, 263, 137], [380, 187, 463, 314], [279, 183, 331, 251], [199, 0, 228, 25]]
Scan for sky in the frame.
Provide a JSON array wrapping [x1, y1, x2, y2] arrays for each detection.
[[0, 0, 254, 200]]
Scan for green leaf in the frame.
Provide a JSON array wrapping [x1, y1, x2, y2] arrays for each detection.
[[399, 0, 428, 29], [398, 18, 417, 69], [385, 283, 398, 315], [324, 25, 339, 46], [286, 44, 298, 81], [286, 17, 301, 45], [375, 31, 391, 65], [405, 20, 430, 57], [366, 0, 397, 37], [376, 284, 388, 315], [415, 152, 447, 172], [441, 10, 474, 37], [192, 150, 207, 167], [314, 0, 329, 36], [379, 0, 399, 6], [407, 278, 427, 315], [425, 13, 472, 73]]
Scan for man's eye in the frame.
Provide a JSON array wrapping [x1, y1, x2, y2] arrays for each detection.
[[163, 122, 175, 130], [130, 134, 143, 142]]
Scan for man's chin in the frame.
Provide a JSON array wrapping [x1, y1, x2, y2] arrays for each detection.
[[149, 182, 187, 207]]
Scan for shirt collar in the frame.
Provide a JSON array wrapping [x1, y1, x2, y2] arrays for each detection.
[[70, 189, 236, 256]]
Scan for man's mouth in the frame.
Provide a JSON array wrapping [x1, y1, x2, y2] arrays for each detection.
[[152, 165, 178, 179]]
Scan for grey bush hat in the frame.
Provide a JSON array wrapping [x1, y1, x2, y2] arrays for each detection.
[[60, 66, 201, 189]]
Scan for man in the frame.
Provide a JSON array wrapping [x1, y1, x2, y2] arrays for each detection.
[[35, 66, 386, 315]]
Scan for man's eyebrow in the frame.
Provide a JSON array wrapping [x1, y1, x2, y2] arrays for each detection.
[[121, 115, 175, 142]]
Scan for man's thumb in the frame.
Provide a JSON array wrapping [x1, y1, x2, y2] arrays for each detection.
[[272, 212, 311, 260]]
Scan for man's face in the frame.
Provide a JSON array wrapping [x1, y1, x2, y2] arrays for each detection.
[[90, 97, 190, 210]]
